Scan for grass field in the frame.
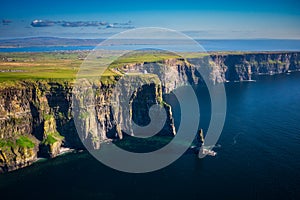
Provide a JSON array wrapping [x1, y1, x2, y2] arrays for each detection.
[[0, 52, 85, 82]]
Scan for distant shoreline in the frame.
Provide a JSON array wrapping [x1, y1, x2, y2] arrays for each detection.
[[0, 37, 300, 52]]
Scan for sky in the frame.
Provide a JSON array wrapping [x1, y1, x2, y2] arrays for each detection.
[[0, 0, 300, 39]]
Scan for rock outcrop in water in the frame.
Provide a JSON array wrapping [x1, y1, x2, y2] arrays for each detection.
[[0, 52, 300, 173]]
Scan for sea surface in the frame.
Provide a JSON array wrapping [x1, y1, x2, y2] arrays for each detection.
[[0, 72, 299, 199], [1, 39, 300, 52]]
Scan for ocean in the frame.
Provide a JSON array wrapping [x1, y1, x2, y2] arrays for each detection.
[[1, 39, 300, 52], [0, 71, 299, 199]]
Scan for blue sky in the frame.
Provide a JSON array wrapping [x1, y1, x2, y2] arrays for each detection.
[[0, 0, 299, 39]]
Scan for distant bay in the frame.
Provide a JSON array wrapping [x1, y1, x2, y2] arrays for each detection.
[[0, 39, 300, 52]]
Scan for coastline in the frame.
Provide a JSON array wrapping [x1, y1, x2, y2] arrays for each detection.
[[34, 147, 76, 163]]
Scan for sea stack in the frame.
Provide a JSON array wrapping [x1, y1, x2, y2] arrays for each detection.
[[197, 129, 205, 145]]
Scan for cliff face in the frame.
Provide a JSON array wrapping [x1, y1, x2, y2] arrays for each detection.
[[0, 76, 176, 172], [122, 52, 300, 90], [72, 75, 175, 150], [210, 52, 300, 81], [193, 52, 300, 83], [0, 82, 69, 172], [120, 58, 201, 93], [1, 52, 300, 173]]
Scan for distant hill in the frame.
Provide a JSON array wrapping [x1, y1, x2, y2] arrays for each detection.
[[0, 37, 104, 47]]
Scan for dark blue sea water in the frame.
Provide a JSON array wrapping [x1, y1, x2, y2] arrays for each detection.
[[0, 72, 300, 200], [1, 40, 300, 52]]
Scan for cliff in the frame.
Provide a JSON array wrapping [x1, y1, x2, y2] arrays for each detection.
[[0, 81, 70, 172], [121, 52, 300, 91], [72, 75, 176, 150], [209, 52, 300, 82], [0, 52, 300, 173], [0, 76, 175, 173]]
